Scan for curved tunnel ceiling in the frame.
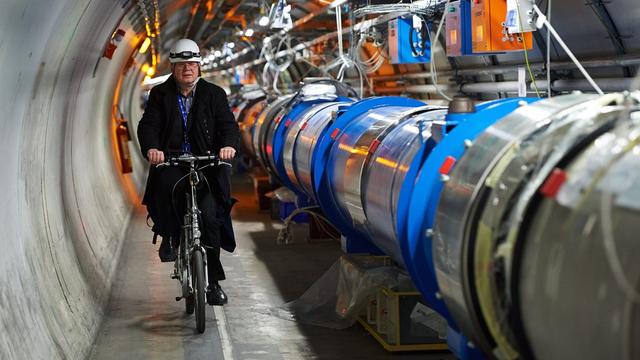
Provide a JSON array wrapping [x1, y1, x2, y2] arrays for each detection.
[[0, 0, 638, 359]]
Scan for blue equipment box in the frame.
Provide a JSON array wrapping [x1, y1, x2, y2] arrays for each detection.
[[388, 16, 431, 64]]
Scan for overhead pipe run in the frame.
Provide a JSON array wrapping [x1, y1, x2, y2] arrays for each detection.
[[374, 77, 637, 95], [369, 55, 640, 81]]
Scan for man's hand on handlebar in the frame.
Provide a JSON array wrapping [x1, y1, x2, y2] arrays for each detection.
[[219, 146, 236, 161], [147, 148, 165, 165], [149, 148, 234, 167]]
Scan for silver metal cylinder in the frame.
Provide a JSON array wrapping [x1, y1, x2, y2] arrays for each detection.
[[239, 99, 267, 158], [294, 103, 344, 197], [283, 102, 347, 195], [470, 93, 633, 358], [518, 111, 640, 360], [265, 106, 288, 177], [362, 107, 447, 265], [432, 93, 599, 353], [457, 93, 639, 359], [252, 95, 292, 172], [329, 106, 418, 229]]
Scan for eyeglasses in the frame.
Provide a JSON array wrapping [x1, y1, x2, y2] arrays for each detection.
[[169, 50, 201, 59], [174, 62, 199, 69]]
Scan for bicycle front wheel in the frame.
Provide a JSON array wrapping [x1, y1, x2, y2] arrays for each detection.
[[192, 250, 206, 333], [182, 238, 195, 315], [185, 287, 195, 314]]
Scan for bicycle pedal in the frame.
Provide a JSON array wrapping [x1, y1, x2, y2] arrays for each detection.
[[171, 274, 179, 279]]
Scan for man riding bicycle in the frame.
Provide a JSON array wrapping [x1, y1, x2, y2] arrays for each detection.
[[137, 38, 240, 306]]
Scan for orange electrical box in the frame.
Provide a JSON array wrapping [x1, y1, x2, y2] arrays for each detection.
[[471, 0, 533, 53]]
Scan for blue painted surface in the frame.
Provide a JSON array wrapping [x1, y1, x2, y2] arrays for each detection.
[[312, 97, 425, 244], [272, 100, 324, 195], [400, 98, 539, 324], [394, 99, 499, 247], [389, 16, 432, 64], [460, 0, 473, 56], [271, 97, 351, 197], [291, 101, 354, 199]]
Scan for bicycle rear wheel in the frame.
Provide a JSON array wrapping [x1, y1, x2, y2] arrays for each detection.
[[192, 250, 206, 333]]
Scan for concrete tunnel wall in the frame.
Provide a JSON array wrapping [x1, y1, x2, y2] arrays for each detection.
[[0, 1, 146, 358]]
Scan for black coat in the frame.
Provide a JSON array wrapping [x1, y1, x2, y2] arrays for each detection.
[[137, 76, 240, 252]]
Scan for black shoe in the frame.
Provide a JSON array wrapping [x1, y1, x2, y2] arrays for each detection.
[[206, 283, 228, 306], [159, 236, 176, 262]]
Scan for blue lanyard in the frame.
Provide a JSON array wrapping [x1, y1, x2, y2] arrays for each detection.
[[177, 95, 192, 153]]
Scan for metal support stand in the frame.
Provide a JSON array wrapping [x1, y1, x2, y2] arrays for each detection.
[[447, 326, 486, 360]]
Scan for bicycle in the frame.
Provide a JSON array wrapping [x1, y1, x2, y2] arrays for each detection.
[[156, 153, 231, 333]]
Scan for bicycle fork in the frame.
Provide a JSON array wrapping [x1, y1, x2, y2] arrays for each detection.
[[188, 169, 209, 291]]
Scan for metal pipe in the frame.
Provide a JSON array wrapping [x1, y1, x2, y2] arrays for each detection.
[[374, 84, 457, 94], [374, 78, 636, 94], [183, 0, 206, 39], [552, 78, 634, 92], [362, 107, 448, 266], [201, 0, 249, 46], [370, 55, 640, 81], [462, 81, 524, 93], [286, 102, 348, 196], [293, 0, 348, 29], [253, 96, 293, 174]]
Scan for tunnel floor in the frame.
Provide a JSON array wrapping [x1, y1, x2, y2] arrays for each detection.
[[89, 174, 453, 360]]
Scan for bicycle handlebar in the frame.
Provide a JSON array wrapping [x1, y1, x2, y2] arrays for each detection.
[[156, 154, 232, 168]]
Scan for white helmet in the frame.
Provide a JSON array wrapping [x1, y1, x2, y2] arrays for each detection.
[[169, 39, 202, 63]]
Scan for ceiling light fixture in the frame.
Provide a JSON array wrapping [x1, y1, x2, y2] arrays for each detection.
[[139, 37, 151, 54]]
